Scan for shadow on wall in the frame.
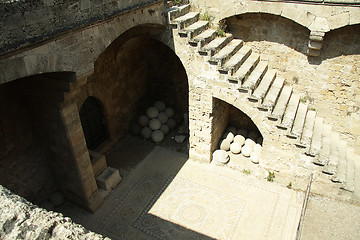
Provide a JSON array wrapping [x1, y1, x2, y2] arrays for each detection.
[[83, 23, 188, 142], [226, 13, 310, 55], [309, 24, 360, 65]]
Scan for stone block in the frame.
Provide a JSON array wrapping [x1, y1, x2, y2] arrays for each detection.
[[308, 41, 322, 50], [89, 151, 107, 177], [309, 17, 330, 32], [350, 9, 360, 25], [328, 11, 350, 30], [308, 48, 321, 57], [96, 167, 121, 191]]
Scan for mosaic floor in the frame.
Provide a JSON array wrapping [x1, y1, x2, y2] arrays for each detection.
[[68, 147, 304, 240]]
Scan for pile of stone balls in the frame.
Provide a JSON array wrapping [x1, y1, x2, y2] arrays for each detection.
[[131, 101, 176, 143], [212, 126, 263, 166]]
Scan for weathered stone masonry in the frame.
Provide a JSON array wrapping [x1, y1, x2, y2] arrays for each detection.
[[0, 0, 360, 238]]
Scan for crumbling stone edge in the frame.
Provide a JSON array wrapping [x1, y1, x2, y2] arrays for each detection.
[[0, 185, 108, 240]]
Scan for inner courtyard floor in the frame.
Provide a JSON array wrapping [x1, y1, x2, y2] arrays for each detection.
[[58, 137, 304, 239], [53, 134, 360, 240]]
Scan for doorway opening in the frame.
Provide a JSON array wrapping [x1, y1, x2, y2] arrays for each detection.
[[80, 97, 108, 150]]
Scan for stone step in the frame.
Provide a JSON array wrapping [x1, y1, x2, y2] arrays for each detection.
[[341, 147, 355, 192], [171, 12, 199, 30], [354, 153, 360, 198], [240, 61, 268, 93], [308, 117, 324, 157], [248, 69, 277, 102], [220, 45, 252, 76], [198, 33, 233, 56], [96, 167, 122, 191], [288, 103, 309, 140], [313, 124, 332, 166], [179, 20, 209, 39], [268, 85, 292, 120], [258, 77, 285, 111], [208, 39, 244, 67], [332, 140, 347, 183], [230, 53, 260, 87], [277, 93, 300, 130], [167, 4, 191, 22], [189, 29, 217, 49], [295, 109, 315, 146], [322, 132, 340, 175]]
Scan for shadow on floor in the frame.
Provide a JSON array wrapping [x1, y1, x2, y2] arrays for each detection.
[[58, 134, 217, 239]]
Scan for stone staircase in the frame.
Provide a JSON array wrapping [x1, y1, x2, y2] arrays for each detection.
[[167, 4, 360, 198]]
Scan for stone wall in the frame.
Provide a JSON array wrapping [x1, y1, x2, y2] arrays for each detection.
[[0, 0, 166, 84], [0, 80, 55, 205], [0, 185, 107, 240], [0, 0, 163, 55], [69, 24, 187, 144], [147, 38, 189, 113], [225, 13, 360, 151], [190, 0, 360, 30], [0, 72, 103, 212], [211, 98, 230, 154]]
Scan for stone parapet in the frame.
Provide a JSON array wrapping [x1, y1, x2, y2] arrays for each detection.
[[0, 185, 108, 240], [0, 0, 164, 56]]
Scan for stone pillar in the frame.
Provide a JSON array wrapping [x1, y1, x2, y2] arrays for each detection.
[[210, 97, 230, 154], [188, 84, 213, 163], [308, 31, 325, 57], [57, 100, 103, 212]]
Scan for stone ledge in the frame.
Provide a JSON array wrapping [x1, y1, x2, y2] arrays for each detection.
[[0, 185, 108, 240]]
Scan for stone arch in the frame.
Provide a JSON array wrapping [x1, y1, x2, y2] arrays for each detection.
[[212, 90, 268, 139], [86, 23, 188, 141], [322, 23, 360, 59], [0, 71, 101, 211], [226, 13, 310, 55], [211, 89, 270, 156], [80, 96, 108, 150]]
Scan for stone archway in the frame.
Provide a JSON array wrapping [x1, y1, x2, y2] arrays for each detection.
[[80, 97, 108, 150], [85, 24, 188, 143], [0, 72, 102, 212]]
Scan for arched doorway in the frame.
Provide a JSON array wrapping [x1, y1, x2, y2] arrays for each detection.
[[80, 97, 107, 150]]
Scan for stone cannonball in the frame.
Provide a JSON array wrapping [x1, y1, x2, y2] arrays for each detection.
[[160, 124, 169, 135], [230, 141, 242, 154], [245, 138, 256, 148], [149, 119, 161, 130], [241, 144, 253, 157], [212, 150, 229, 166], [225, 132, 235, 143], [165, 107, 174, 118], [233, 135, 245, 146], [138, 115, 149, 127], [146, 107, 159, 119], [250, 150, 261, 164], [50, 192, 64, 207], [151, 130, 164, 143], [253, 143, 262, 152], [154, 101, 166, 112], [141, 127, 152, 139], [167, 118, 176, 129], [158, 112, 169, 123], [220, 139, 231, 151]]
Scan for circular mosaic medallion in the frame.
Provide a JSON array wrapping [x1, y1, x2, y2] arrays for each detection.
[[179, 204, 205, 223]]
